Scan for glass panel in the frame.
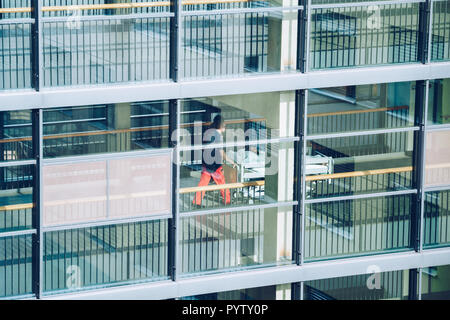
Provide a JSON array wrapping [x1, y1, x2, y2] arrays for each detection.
[[427, 79, 450, 125], [179, 206, 293, 275], [43, 153, 172, 227], [43, 220, 169, 293], [306, 132, 414, 200], [0, 164, 33, 233], [424, 190, 450, 248], [43, 101, 169, 158], [310, 3, 421, 70], [0, 0, 31, 90], [431, 0, 450, 62], [179, 142, 294, 212], [304, 270, 410, 300], [42, 6, 170, 86], [305, 194, 412, 261], [308, 82, 417, 135], [181, 283, 292, 300], [0, 234, 33, 298], [181, 92, 296, 145], [0, 110, 33, 162], [425, 130, 450, 187], [421, 265, 450, 300], [180, 9, 298, 79]]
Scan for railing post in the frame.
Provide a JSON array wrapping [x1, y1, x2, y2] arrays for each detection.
[[31, 109, 43, 298], [31, 0, 42, 91], [168, 99, 180, 281], [170, 0, 182, 82]]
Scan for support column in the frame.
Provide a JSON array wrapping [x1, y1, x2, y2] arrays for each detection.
[[170, 0, 181, 82], [267, 0, 299, 72], [31, 0, 42, 91], [418, 0, 431, 64], [413, 80, 427, 253], [107, 103, 132, 153], [408, 269, 419, 300], [168, 99, 179, 281], [31, 109, 43, 299]]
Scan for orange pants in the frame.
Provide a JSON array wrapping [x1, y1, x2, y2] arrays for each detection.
[[193, 166, 231, 206]]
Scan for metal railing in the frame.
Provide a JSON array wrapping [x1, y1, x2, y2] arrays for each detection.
[[43, 219, 169, 292], [306, 166, 413, 199], [307, 105, 411, 135], [431, 0, 450, 61], [304, 193, 413, 260], [180, 180, 265, 212], [304, 270, 407, 300], [424, 189, 450, 247], [0, 234, 33, 298], [309, 2, 422, 69], [179, 208, 268, 274]]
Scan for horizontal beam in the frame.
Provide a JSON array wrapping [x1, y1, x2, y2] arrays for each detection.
[[2, 63, 450, 111], [39, 246, 450, 300]]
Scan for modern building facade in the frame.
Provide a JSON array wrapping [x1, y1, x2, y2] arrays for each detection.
[[0, 0, 450, 300]]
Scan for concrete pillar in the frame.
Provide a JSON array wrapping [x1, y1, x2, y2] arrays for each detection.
[[267, 0, 298, 72], [107, 103, 132, 153]]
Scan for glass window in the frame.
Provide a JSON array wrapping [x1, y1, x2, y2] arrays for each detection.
[[308, 82, 417, 135], [428, 79, 450, 125], [0, 234, 33, 298], [180, 8, 299, 79], [425, 130, 450, 187], [179, 206, 293, 275], [304, 270, 411, 300], [424, 189, 450, 248], [305, 194, 413, 260], [43, 101, 169, 158], [310, 2, 421, 69], [179, 141, 295, 212], [0, 2, 32, 91], [431, 0, 450, 62], [0, 164, 33, 233], [421, 265, 450, 300], [181, 92, 296, 145], [42, 11, 170, 86], [0, 110, 33, 162], [43, 220, 169, 293], [42, 153, 172, 227], [306, 131, 414, 200]]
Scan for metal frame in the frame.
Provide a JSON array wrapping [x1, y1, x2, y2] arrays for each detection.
[[1, 0, 450, 300], [31, 108, 43, 299]]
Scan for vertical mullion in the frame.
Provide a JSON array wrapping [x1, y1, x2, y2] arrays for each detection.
[[31, 0, 42, 91], [168, 99, 180, 281], [31, 108, 43, 299]]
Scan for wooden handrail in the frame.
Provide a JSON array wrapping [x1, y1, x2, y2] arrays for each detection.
[[0, 0, 261, 14], [307, 105, 409, 118], [179, 180, 264, 194], [0, 117, 266, 144], [306, 166, 413, 182], [0, 203, 34, 211]]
